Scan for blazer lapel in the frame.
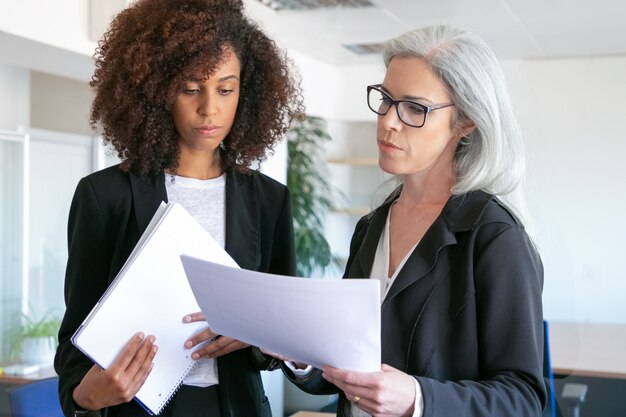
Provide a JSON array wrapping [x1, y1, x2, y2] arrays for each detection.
[[382, 214, 457, 305], [224, 171, 260, 270], [346, 204, 390, 279], [382, 191, 493, 305], [129, 171, 167, 235]]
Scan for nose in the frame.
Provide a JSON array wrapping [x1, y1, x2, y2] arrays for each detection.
[[197, 93, 218, 117], [380, 103, 403, 131]]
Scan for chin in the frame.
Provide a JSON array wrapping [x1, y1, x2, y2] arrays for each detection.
[[378, 156, 404, 175]]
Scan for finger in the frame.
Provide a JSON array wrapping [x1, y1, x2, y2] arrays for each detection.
[[323, 367, 377, 392], [129, 344, 158, 393], [381, 363, 398, 372], [182, 312, 206, 323], [209, 339, 248, 358], [349, 395, 376, 415], [124, 335, 156, 377], [193, 337, 247, 359], [110, 332, 145, 372], [184, 328, 218, 349]]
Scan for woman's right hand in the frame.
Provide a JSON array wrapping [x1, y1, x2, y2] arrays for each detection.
[[72, 332, 158, 410]]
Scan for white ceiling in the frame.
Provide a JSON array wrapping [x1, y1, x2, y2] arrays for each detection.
[[243, 0, 626, 66], [2, 0, 626, 83]]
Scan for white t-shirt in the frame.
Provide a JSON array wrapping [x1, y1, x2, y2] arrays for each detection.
[[165, 173, 226, 388]]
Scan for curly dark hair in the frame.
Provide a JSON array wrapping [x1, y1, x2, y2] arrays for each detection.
[[90, 0, 304, 175]]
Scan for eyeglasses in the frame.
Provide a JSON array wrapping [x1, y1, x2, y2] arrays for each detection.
[[366, 84, 455, 128]]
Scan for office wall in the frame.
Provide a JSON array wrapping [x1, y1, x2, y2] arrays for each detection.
[[0, 64, 30, 129], [501, 56, 626, 323], [30, 71, 93, 135]]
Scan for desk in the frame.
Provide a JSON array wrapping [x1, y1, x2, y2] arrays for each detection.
[[549, 321, 626, 379], [0, 366, 56, 385]]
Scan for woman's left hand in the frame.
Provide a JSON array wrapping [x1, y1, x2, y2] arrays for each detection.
[[183, 312, 249, 359], [322, 364, 416, 417]]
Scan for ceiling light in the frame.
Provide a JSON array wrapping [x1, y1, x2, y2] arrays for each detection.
[[343, 43, 382, 56], [254, 0, 375, 12]]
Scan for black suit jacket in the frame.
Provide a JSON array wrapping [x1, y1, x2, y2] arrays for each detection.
[[55, 165, 295, 417], [286, 191, 546, 417]]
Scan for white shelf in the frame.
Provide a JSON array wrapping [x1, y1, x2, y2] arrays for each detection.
[[332, 207, 370, 216], [327, 157, 378, 166]]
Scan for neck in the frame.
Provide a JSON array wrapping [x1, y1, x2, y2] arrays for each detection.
[[174, 147, 223, 180], [399, 158, 456, 206], [399, 174, 454, 207]]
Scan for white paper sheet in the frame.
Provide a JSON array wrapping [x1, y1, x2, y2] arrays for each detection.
[[180, 254, 381, 372]]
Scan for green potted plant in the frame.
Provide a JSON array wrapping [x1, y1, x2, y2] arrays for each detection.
[[11, 311, 61, 366], [287, 115, 342, 278], [285, 115, 341, 412]]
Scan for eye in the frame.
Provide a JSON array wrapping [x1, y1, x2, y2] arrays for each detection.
[[405, 103, 427, 115], [218, 88, 234, 96], [182, 87, 199, 95], [380, 95, 392, 104]]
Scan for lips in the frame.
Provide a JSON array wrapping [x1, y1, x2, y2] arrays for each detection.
[[195, 125, 220, 136], [378, 140, 402, 151]]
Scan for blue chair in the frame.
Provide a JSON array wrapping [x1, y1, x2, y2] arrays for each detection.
[[544, 320, 563, 417], [6, 376, 64, 417]]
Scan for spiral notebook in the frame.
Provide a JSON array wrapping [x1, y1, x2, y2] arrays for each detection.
[[71, 202, 239, 415]]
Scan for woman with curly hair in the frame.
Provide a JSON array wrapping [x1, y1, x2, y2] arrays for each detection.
[[54, 0, 303, 416]]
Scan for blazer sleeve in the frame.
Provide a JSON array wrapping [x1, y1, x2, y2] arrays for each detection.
[[54, 177, 113, 417], [417, 224, 545, 417], [268, 186, 297, 277]]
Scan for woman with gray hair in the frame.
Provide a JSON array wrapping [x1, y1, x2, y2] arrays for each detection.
[[281, 24, 545, 417]]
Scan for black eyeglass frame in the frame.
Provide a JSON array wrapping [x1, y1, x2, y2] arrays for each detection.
[[366, 84, 455, 128]]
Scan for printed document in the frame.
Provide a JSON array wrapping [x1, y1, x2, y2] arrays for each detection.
[[181, 255, 381, 372]]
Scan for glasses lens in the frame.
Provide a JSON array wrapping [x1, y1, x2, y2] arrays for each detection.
[[368, 88, 391, 115], [398, 102, 427, 127]]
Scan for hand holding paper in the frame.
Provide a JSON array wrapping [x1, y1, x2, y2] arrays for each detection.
[[181, 255, 381, 372]]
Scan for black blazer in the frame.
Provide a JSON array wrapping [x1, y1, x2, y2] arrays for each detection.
[[286, 191, 546, 417], [55, 165, 295, 417]]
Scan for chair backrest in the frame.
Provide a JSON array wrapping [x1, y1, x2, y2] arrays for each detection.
[[543, 320, 563, 417], [6, 376, 64, 417]]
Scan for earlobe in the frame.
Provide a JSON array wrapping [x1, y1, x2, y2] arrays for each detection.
[[457, 121, 476, 140]]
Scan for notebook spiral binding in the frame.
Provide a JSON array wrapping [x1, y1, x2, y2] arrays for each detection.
[[151, 359, 200, 415]]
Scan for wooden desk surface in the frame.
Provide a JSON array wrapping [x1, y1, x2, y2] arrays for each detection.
[[549, 321, 626, 379], [0, 366, 56, 385]]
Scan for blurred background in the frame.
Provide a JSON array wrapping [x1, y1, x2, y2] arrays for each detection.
[[1, 0, 625, 416]]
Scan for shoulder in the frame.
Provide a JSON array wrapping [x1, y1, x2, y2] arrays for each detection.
[[231, 169, 289, 197], [73, 165, 134, 209], [445, 190, 523, 232], [81, 164, 129, 190]]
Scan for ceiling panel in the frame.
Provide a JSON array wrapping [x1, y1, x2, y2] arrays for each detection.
[[245, 0, 626, 66], [504, 0, 626, 58]]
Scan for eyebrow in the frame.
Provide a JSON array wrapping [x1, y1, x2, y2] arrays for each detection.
[[379, 85, 433, 104], [187, 74, 240, 83], [218, 75, 240, 82]]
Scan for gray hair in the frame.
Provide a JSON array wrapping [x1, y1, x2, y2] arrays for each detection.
[[382, 24, 530, 227]]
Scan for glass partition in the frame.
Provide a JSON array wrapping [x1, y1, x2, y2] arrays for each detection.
[[0, 128, 117, 361], [0, 131, 25, 360]]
